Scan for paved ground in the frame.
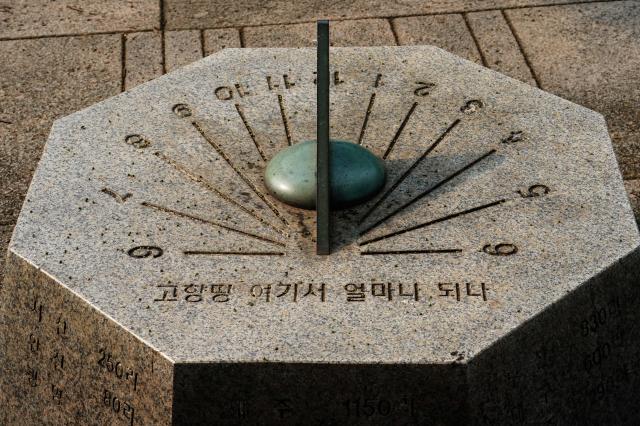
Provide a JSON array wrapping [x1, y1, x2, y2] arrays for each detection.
[[0, 0, 639, 279]]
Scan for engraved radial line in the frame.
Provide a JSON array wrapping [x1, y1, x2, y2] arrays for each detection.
[[357, 93, 376, 145], [360, 149, 497, 236], [184, 250, 285, 256], [235, 103, 267, 162], [141, 202, 287, 247], [360, 198, 506, 246], [361, 249, 462, 255], [153, 151, 286, 235], [359, 119, 461, 223], [277, 94, 293, 146], [383, 102, 418, 159], [191, 120, 289, 226]]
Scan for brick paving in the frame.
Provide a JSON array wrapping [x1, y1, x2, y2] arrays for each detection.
[[0, 0, 638, 281]]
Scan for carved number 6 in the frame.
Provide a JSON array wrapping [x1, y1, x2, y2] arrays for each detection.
[[483, 243, 518, 256], [127, 246, 163, 259]]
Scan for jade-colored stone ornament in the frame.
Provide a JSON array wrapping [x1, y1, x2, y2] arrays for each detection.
[[265, 140, 385, 209]]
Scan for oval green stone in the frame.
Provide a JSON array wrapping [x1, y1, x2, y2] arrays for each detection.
[[264, 140, 385, 210]]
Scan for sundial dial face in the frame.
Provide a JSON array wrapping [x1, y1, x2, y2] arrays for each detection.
[[2, 46, 640, 424]]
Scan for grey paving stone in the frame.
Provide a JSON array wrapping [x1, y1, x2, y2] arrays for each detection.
[[506, 1, 640, 179], [625, 179, 640, 225], [0, 0, 159, 39], [244, 19, 396, 48], [465, 10, 537, 86], [393, 14, 482, 63], [0, 35, 121, 225], [0, 225, 12, 284], [164, 0, 604, 30], [203, 28, 241, 55], [124, 31, 163, 90], [165, 30, 203, 72]]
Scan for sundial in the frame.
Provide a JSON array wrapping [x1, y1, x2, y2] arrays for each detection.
[[2, 22, 640, 425]]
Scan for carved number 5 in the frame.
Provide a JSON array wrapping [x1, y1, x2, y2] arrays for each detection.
[[127, 246, 163, 259], [483, 243, 518, 256]]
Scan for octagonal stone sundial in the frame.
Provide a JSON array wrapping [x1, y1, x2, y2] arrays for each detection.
[[2, 43, 640, 425]]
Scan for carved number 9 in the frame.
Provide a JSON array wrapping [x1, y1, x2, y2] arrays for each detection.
[[124, 134, 150, 149], [518, 184, 550, 198], [483, 243, 518, 256], [127, 246, 163, 259], [460, 99, 483, 114]]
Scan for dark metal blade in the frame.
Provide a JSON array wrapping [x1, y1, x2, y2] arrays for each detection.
[[316, 20, 331, 255]]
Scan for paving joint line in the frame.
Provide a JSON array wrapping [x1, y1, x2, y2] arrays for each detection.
[[462, 13, 488, 67], [238, 27, 246, 48], [501, 9, 542, 88], [388, 18, 400, 46]]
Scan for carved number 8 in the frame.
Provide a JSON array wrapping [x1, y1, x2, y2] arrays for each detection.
[[124, 134, 150, 149], [483, 243, 518, 256], [127, 246, 163, 259]]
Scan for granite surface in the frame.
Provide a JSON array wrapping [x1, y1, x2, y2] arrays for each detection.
[[506, 1, 640, 179], [1, 46, 639, 424]]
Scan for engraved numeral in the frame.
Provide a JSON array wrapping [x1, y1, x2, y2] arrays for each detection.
[[518, 184, 550, 198], [502, 130, 523, 144], [215, 83, 250, 100], [414, 82, 436, 96], [103, 389, 135, 426], [124, 134, 151, 149], [172, 103, 192, 118], [460, 99, 483, 114], [482, 243, 518, 256], [101, 188, 132, 203], [127, 246, 163, 259]]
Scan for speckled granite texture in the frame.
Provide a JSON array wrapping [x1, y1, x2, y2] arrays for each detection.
[[1, 47, 639, 424]]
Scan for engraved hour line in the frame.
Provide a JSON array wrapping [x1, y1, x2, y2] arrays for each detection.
[[277, 94, 293, 146], [153, 151, 286, 235], [357, 93, 376, 145], [235, 103, 268, 162], [383, 102, 418, 159], [183, 250, 285, 256], [374, 73, 383, 88], [141, 202, 287, 247], [359, 119, 461, 224], [361, 249, 462, 255], [360, 149, 497, 236], [359, 198, 506, 246], [191, 120, 290, 226]]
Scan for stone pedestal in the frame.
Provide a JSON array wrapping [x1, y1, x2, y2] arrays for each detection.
[[2, 47, 639, 425]]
